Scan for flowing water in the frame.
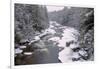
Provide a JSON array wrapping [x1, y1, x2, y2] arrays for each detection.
[[15, 21, 87, 65]]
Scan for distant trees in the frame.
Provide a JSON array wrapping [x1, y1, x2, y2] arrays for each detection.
[[48, 7, 93, 30], [48, 7, 94, 61]]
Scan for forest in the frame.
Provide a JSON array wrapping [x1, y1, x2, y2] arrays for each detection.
[[15, 4, 94, 65]]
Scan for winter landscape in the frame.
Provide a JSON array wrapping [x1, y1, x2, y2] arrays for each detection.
[[14, 3, 94, 65]]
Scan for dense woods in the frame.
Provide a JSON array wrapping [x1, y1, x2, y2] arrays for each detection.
[[15, 4, 50, 65], [15, 4, 49, 42]]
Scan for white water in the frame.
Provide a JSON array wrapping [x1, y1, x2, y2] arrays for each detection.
[[48, 21, 81, 62], [15, 21, 86, 63]]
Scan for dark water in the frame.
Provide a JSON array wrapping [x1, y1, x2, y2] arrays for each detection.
[[15, 40, 60, 65], [15, 21, 75, 65]]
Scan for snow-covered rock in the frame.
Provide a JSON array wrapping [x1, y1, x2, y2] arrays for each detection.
[[48, 37, 60, 42], [15, 48, 23, 54], [79, 49, 88, 56], [45, 28, 56, 34], [34, 36, 40, 40], [24, 52, 33, 55], [19, 46, 27, 49]]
